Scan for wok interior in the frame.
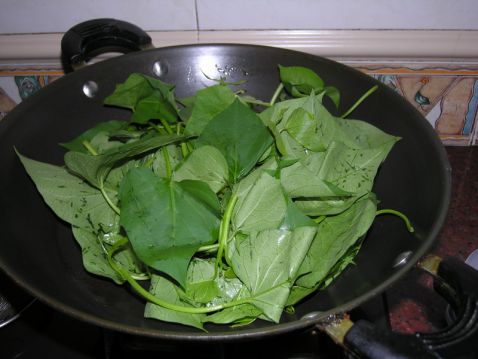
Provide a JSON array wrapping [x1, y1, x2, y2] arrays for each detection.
[[0, 45, 450, 338]]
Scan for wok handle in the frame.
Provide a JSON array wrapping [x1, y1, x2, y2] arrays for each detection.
[[319, 256, 478, 358], [61, 18, 153, 72]]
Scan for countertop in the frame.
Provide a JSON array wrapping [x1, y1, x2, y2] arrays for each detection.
[[387, 145, 478, 334]]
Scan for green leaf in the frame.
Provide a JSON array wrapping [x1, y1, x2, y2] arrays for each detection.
[[184, 258, 220, 304], [203, 303, 262, 325], [184, 85, 236, 135], [184, 258, 243, 305], [17, 152, 116, 232], [197, 99, 273, 183], [293, 139, 398, 216], [64, 133, 185, 188], [232, 171, 287, 233], [324, 86, 340, 108], [279, 65, 325, 96], [306, 140, 397, 194], [72, 227, 145, 285], [132, 92, 178, 123], [173, 145, 229, 193], [71, 227, 125, 284], [88, 131, 126, 154], [118, 168, 220, 287], [284, 95, 337, 152], [152, 144, 183, 179], [336, 118, 401, 150], [295, 194, 377, 289], [104, 73, 178, 123], [145, 274, 205, 330], [279, 199, 315, 230], [286, 285, 318, 307], [60, 120, 127, 153], [280, 157, 350, 199], [178, 179, 221, 216], [227, 227, 316, 322]]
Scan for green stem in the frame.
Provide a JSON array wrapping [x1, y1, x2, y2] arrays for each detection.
[[162, 147, 172, 179], [215, 194, 238, 273], [102, 237, 149, 280], [197, 243, 219, 253], [159, 118, 174, 134], [340, 85, 378, 119], [176, 122, 189, 158], [100, 185, 121, 215], [376, 209, 414, 233], [240, 97, 271, 107], [149, 122, 165, 134], [313, 215, 326, 224], [82, 140, 98, 156], [82, 141, 121, 215], [269, 83, 284, 106], [106, 239, 250, 314]]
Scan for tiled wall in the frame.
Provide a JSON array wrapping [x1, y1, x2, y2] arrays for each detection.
[[1, 61, 477, 145], [1, 0, 477, 34]]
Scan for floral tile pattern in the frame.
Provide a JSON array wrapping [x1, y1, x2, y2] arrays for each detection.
[[354, 64, 478, 145], [1, 63, 477, 145]]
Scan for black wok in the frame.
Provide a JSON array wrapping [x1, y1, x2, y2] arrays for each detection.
[[0, 19, 452, 347]]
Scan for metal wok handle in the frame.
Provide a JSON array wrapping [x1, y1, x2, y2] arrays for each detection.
[[61, 18, 153, 72], [318, 255, 478, 358]]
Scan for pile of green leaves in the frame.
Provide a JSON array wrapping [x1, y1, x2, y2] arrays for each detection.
[[18, 65, 405, 330]]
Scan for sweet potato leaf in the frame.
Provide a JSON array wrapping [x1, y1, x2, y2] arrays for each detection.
[[295, 194, 377, 289], [64, 133, 185, 189], [184, 258, 243, 305], [72, 227, 144, 285], [232, 171, 287, 233], [17, 152, 116, 232], [184, 85, 236, 135], [173, 145, 228, 193], [118, 168, 220, 287], [145, 274, 205, 330], [197, 99, 273, 183], [227, 226, 316, 322], [104, 73, 179, 123], [294, 139, 398, 215], [279, 65, 325, 96], [60, 120, 127, 153]]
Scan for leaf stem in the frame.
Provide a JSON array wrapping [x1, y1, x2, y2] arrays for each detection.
[[160, 118, 174, 134], [82, 140, 98, 156], [215, 194, 238, 273], [100, 185, 121, 215], [340, 85, 378, 119], [106, 238, 251, 314], [313, 215, 326, 224], [176, 122, 189, 158], [238, 96, 271, 107], [197, 243, 219, 253], [269, 83, 284, 106], [162, 147, 173, 179], [82, 140, 121, 215], [376, 209, 414, 233]]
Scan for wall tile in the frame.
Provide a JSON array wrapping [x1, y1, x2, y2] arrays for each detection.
[[354, 63, 478, 145], [196, 0, 478, 30], [0, 0, 197, 34]]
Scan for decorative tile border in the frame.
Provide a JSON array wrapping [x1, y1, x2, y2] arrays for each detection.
[[348, 62, 478, 146], [1, 62, 477, 145]]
